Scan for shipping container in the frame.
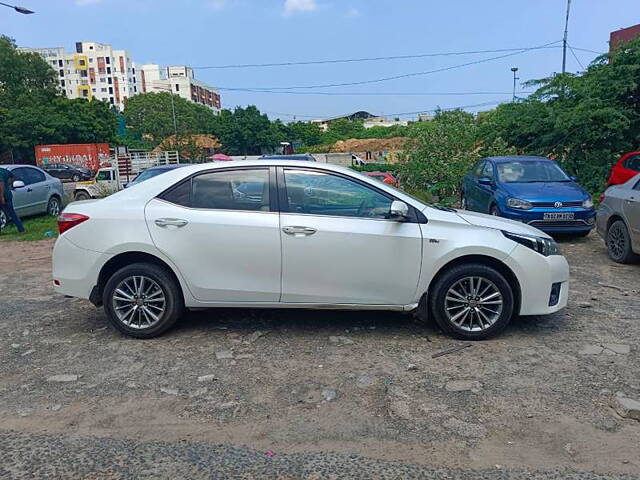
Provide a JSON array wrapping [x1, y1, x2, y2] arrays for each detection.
[[35, 143, 111, 172]]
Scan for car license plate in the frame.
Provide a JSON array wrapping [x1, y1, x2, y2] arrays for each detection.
[[543, 212, 574, 220]]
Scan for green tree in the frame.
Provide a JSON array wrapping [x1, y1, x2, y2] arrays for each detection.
[[123, 91, 217, 142], [210, 106, 284, 155], [0, 36, 118, 162]]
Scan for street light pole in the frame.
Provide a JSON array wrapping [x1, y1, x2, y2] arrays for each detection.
[[511, 67, 519, 102], [0, 1, 34, 13], [562, 0, 572, 74]]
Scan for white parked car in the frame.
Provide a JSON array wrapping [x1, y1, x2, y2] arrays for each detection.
[[52, 160, 569, 340]]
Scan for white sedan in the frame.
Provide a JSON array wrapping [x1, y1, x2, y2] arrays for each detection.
[[52, 160, 569, 340]]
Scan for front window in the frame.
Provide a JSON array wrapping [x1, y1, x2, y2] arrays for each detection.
[[96, 171, 112, 181], [496, 160, 570, 183], [283, 169, 392, 219]]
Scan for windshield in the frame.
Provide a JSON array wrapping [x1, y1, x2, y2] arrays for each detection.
[[496, 160, 570, 183]]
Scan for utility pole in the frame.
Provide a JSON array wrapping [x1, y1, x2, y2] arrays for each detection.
[[562, 0, 572, 74], [0, 1, 34, 14], [511, 67, 519, 102]]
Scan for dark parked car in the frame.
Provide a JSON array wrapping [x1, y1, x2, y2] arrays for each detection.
[[596, 173, 640, 263], [461, 156, 596, 236], [42, 163, 93, 182], [124, 164, 188, 188]]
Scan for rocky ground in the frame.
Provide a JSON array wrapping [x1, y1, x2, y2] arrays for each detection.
[[0, 234, 639, 479]]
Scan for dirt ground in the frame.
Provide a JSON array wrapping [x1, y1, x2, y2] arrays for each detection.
[[1, 233, 639, 479]]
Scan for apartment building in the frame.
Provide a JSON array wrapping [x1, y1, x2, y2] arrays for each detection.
[[21, 42, 220, 113], [20, 41, 138, 111], [139, 64, 221, 112]]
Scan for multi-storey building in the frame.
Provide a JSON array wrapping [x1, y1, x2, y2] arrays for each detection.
[[20, 42, 220, 113], [20, 41, 138, 111], [139, 64, 221, 112]]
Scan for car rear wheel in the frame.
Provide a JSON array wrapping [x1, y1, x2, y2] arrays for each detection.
[[47, 196, 61, 217], [429, 263, 514, 340], [74, 191, 91, 201], [103, 263, 184, 338], [607, 220, 638, 264]]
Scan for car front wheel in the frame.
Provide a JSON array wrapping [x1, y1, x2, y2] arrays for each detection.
[[607, 220, 638, 264], [74, 191, 91, 201], [429, 263, 514, 340], [0, 210, 6, 230], [103, 263, 184, 338], [72, 174, 80, 182]]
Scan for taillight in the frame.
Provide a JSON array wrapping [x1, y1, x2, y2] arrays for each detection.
[[58, 213, 89, 234], [599, 194, 605, 203]]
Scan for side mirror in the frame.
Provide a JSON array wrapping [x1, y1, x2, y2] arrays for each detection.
[[478, 177, 493, 186], [389, 200, 409, 220], [12, 180, 25, 189]]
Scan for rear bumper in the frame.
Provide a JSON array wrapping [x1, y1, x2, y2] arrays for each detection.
[[52, 235, 106, 300]]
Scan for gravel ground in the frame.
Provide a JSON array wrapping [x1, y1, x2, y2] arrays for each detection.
[[0, 233, 639, 479]]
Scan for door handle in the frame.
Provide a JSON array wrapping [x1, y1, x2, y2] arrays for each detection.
[[155, 218, 188, 228], [282, 226, 317, 236]]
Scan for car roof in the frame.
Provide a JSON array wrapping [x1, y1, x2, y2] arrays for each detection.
[[485, 156, 552, 163], [2, 164, 44, 170]]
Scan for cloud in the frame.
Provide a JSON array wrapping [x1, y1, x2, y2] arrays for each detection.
[[346, 7, 360, 17], [284, 0, 318, 15]]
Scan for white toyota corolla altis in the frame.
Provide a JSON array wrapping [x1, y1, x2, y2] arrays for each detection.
[[52, 160, 569, 340]]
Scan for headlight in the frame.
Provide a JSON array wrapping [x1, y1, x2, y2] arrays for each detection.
[[582, 198, 594, 209], [502, 231, 562, 256], [506, 197, 533, 210]]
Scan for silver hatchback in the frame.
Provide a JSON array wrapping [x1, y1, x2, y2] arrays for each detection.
[[596, 173, 640, 263], [0, 165, 64, 230]]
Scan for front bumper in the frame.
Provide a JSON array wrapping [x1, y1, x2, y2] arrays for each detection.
[[504, 244, 570, 316], [499, 206, 596, 233]]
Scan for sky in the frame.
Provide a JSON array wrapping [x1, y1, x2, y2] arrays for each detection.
[[1, 0, 639, 122]]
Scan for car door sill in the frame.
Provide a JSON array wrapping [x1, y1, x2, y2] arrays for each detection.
[[186, 301, 418, 312]]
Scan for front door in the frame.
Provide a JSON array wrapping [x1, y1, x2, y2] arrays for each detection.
[[278, 167, 423, 305], [11, 167, 49, 215], [145, 167, 281, 303], [624, 178, 640, 246]]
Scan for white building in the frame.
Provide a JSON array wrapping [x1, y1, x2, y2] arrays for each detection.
[[20, 41, 139, 111], [139, 64, 221, 112], [20, 42, 220, 113]]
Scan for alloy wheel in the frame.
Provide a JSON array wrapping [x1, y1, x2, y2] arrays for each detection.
[[445, 276, 503, 332], [0, 210, 6, 230], [48, 198, 61, 216], [111, 275, 166, 329], [608, 223, 626, 260]]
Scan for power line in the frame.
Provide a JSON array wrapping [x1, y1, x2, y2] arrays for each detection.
[[568, 44, 586, 70], [213, 41, 562, 91], [570, 46, 606, 55], [193, 44, 562, 69], [219, 88, 533, 96]]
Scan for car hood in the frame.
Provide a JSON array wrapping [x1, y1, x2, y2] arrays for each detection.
[[454, 209, 551, 238], [500, 181, 588, 201]]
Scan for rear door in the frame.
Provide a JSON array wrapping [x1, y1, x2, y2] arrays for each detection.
[[145, 167, 282, 303], [278, 167, 423, 305]]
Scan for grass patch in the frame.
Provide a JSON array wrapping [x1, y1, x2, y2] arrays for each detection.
[[0, 215, 58, 242]]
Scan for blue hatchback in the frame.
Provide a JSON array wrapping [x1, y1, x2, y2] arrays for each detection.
[[461, 156, 595, 236]]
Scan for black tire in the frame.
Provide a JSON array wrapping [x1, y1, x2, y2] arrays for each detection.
[[72, 174, 80, 182], [0, 209, 6, 230], [490, 204, 501, 216], [607, 220, 639, 264], [47, 196, 61, 217], [428, 263, 515, 340], [103, 263, 184, 339], [74, 191, 91, 201]]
